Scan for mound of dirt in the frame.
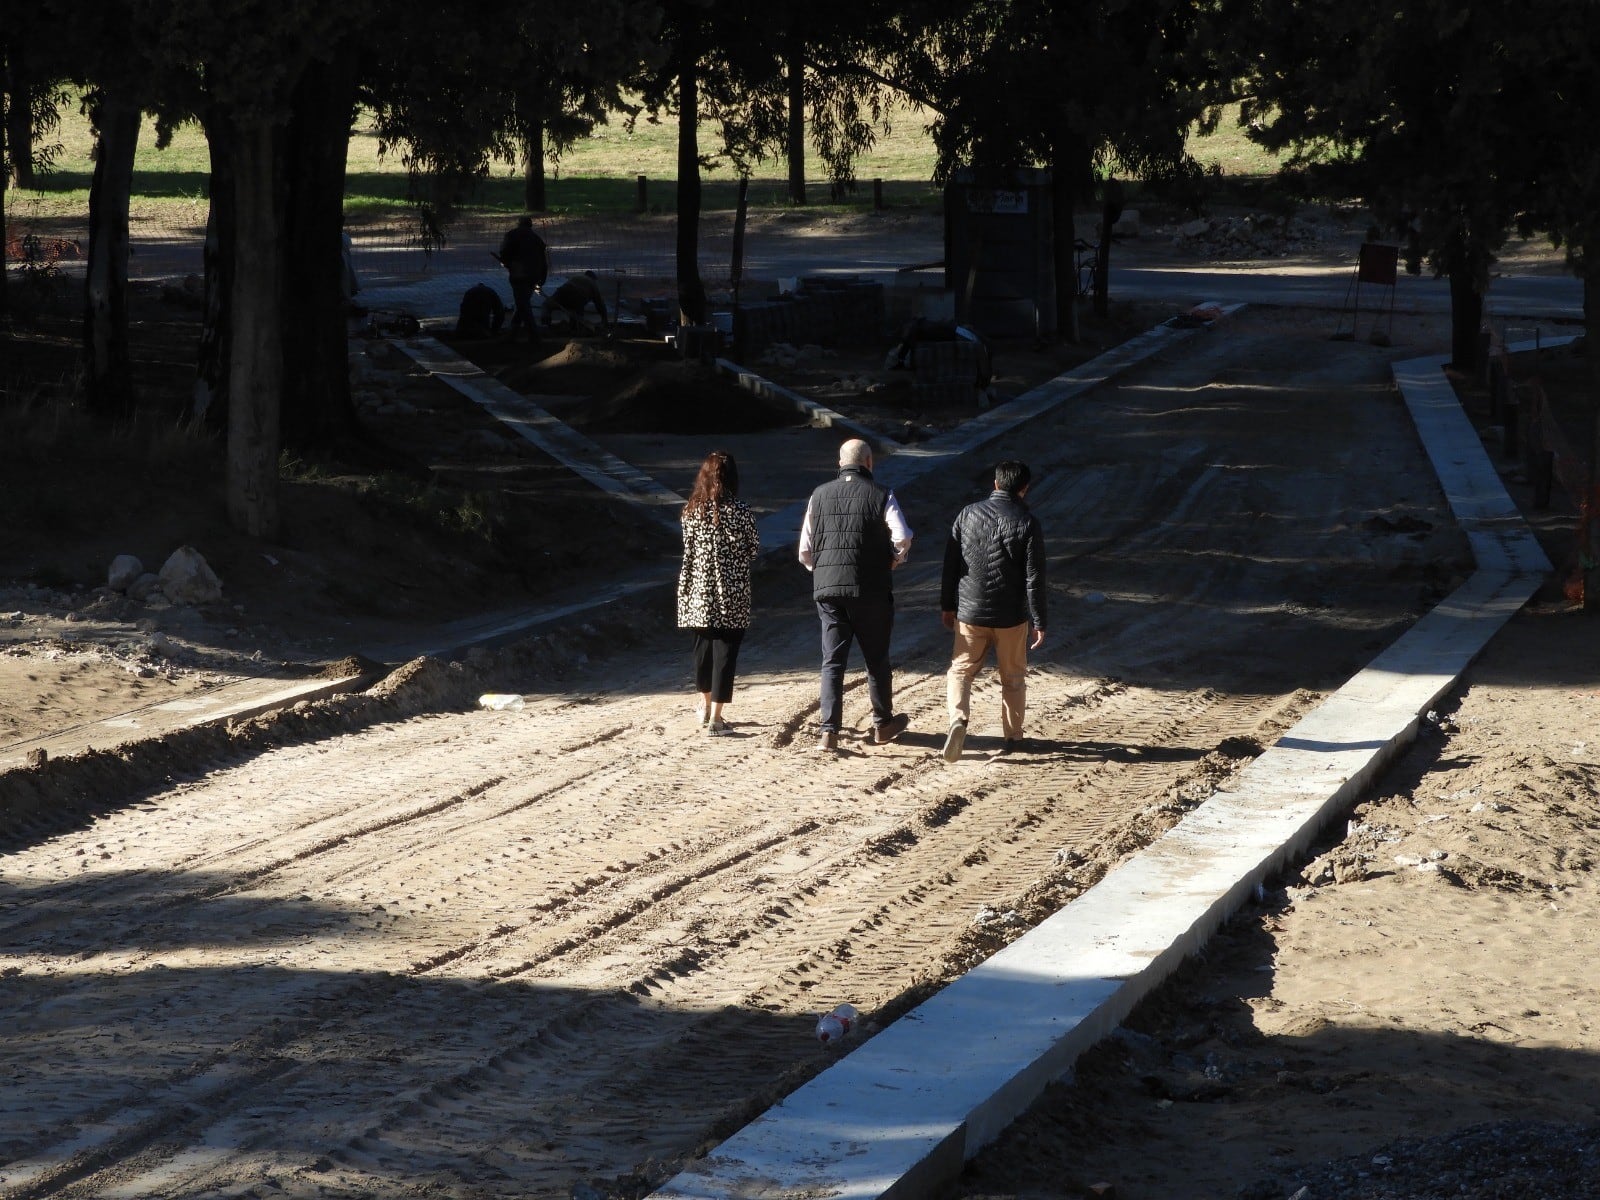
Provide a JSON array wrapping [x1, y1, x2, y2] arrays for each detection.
[[577, 360, 806, 435], [538, 339, 637, 372], [446, 330, 808, 436], [452, 331, 672, 398]]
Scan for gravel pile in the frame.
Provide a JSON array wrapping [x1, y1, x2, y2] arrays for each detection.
[[1241, 1122, 1600, 1199], [1170, 212, 1345, 259]]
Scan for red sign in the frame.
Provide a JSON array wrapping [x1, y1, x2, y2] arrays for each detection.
[[1358, 242, 1399, 286]]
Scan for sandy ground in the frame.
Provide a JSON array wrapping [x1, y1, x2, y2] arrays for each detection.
[[2, 229, 1595, 1196], [955, 604, 1600, 1200]]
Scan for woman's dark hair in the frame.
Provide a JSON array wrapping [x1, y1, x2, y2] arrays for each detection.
[[685, 450, 740, 520]]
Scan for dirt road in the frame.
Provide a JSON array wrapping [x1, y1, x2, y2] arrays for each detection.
[[0, 310, 1472, 1199]]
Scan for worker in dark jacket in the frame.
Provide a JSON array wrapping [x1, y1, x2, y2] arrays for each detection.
[[495, 215, 549, 339], [799, 439, 914, 752], [938, 460, 1047, 760], [544, 270, 608, 332]]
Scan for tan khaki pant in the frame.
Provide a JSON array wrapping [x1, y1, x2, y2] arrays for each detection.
[[946, 620, 1030, 740]]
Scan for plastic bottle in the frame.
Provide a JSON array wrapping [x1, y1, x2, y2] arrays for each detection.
[[815, 1003, 859, 1045], [478, 693, 526, 711]]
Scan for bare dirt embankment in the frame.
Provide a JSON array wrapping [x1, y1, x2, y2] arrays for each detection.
[[0, 308, 1492, 1199]]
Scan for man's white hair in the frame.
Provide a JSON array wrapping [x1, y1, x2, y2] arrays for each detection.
[[839, 439, 872, 468]]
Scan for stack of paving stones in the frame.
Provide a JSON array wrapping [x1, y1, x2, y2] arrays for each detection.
[[912, 339, 985, 408], [731, 279, 884, 359]]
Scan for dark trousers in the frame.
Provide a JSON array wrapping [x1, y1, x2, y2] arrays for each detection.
[[692, 628, 745, 703], [508, 278, 537, 332], [816, 595, 894, 733]]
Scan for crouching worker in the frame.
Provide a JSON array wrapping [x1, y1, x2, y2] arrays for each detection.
[[543, 270, 608, 333], [455, 283, 506, 339]]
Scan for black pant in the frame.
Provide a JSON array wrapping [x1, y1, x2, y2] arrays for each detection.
[[508, 277, 538, 332], [692, 628, 745, 703], [816, 595, 894, 733]]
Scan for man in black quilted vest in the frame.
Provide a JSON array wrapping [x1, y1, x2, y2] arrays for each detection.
[[798, 439, 914, 752], [938, 460, 1047, 761]]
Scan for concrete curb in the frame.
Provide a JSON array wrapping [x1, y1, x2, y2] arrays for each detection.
[[650, 344, 1559, 1200], [712, 356, 903, 454], [0, 671, 373, 774], [396, 335, 686, 526], [754, 309, 1238, 556]]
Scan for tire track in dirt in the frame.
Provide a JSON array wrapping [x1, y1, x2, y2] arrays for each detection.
[[38, 682, 1287, 1200], [0, 313, 1471, 1198], [4, 669, 1304, 1199]]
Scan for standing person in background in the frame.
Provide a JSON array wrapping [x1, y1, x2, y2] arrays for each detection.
[[495, 215, 550, 339], [798, 438, 913, 752], [677, 451, 761, 735], [938, 460, 1047, 761]]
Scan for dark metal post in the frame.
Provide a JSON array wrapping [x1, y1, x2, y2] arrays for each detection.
[[729, 177, 750, 358], [731, 177, 749, 306], [1504, 384, 1520, 459]]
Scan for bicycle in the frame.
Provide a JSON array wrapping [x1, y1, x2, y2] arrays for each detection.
[[1074, 237, 1099, 297]]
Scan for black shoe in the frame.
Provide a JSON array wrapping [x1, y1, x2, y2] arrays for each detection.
[[873, 713, 910, 745], [942, 719, 967, 763], [1001, 738, 1022, 754]]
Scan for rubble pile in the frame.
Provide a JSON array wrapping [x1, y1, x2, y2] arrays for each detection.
[[1171, 212, 1345, 259]]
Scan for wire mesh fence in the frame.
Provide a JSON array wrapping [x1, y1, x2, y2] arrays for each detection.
[[2, 201, 749, 295]]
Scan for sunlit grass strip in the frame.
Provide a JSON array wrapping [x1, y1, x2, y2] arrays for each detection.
[[14, 99, 1277, 220]]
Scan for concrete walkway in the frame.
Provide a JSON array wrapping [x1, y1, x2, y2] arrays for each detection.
[[649, 341, 1565, 1200], [397, 336, 688, 526]]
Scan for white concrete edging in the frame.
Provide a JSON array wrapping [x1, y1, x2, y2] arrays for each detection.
[[713, 357, 903, 455], [652, 343, 1560, 1200], [396, 336, 685, 526]]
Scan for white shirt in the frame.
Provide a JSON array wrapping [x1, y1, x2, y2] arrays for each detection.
[[798, 490, 913, 571]]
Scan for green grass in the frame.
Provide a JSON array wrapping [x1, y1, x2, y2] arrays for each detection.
[[12, 95, 1279, 222], [1187, 104, 1282, 178]]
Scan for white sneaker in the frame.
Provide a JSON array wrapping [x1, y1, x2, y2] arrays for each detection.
[[942, 720, 967, 763]]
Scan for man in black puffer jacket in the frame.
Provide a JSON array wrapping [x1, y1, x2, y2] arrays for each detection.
[[938, 460, 1047, 761]]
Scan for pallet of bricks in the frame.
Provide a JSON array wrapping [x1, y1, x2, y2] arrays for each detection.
[[732, 280, 884, 358], [1487, 328, 1590, 602], [913, 338, 986, 407]]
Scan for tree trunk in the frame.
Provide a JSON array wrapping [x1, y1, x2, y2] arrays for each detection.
[[785, 39, 806, 206], [4, 45, 36, 189], [522, 119, 547, 212], [193, 103, 234, 431], [83, 94, 140, 418], [1047, 170, 1075, 343], [675, 47, 707, 327], [0, 88, 9, 319], [1049, 129, 1092, 341], [1583, 265, 1600, 611], [1441, 227, 1492, 374], [1447, 269, 1484, 374], [280, 49, 359, 453], [226, 118, 284, 540]]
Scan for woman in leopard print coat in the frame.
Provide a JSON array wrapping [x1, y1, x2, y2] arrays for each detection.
[[677, 450, 760, 734]]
